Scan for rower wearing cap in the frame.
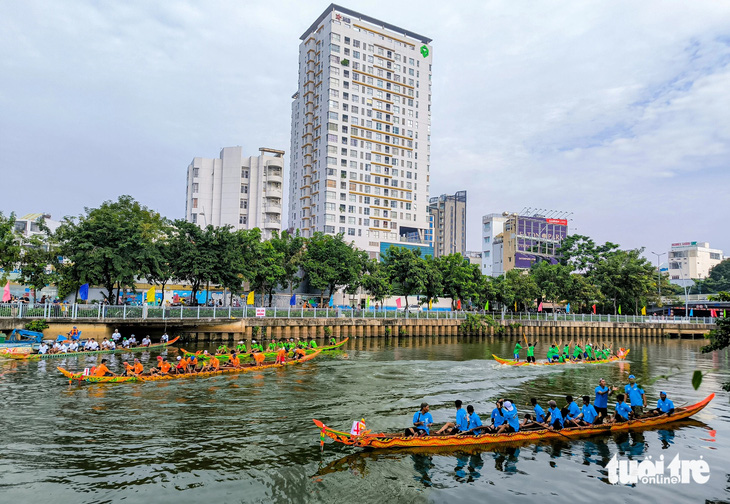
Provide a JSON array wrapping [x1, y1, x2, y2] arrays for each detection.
[[228, 352, 241, 368], [236, 341, 247, 353], [275, 345, 287, 364], [293, 347, 307, 360], [649, 392, 675, 416], [405, 402, 433, 437], [151, 356, 171, 375], [496, 400, 520, 433], [624, 375, 646, 417], [174, 355, 187, 374], [544, 400, 564, 430], [187, 354, 198, 373]]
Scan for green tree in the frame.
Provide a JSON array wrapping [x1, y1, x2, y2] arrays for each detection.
[[381, 246, 426, 307], [271, 230, 306, 295], [55, 196, 166, 304], [0, 212, 21, 283], [167, 220, 221, 305], [249, 237, 285, 307], [438, 254, 477, 309], [18, 229, 59, 302], [699, 259, 730, 293], [593, 248, 655, 314], [302, 233, 361, 306], [504, 269, 539, 311], [701, 317, 730, 391], [530, 261, 572, 307], [557, 234, 619, 274], [421, 255, 443, 307], [360, 259, 392, 306], [143, 221, 175, 304]]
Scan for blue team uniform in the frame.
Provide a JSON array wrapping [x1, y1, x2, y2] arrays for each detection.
[[581, 404, 597, 424], [533, 403, 545, 423], [615, 402, 631, 420], [455, 408, 469, 431], [594, 385, 610, 408], [656, 398, 675, 413], [503, 407, 520, 432], [624, 383, 645, 406], [566, 401, 581, 421], [546, 407, 563, 427], [491, 407, 505, 427], [412, 411, 434, 435], [468, 412, 483, 434]]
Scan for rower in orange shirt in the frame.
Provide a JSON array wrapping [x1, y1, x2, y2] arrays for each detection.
[[132, 358, 144, 375], [253, 352, 266, 367], [175, 356, 188, 374], [228, 352, 241, 368], [275, 346, 287, 365], [151, 356, 172, 375], [294, 347, 306, 360], [93, 359, 114, 377], [201, 355, 221, 373]]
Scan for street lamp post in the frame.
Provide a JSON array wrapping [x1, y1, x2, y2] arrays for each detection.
[[651, 251, 667, 311]]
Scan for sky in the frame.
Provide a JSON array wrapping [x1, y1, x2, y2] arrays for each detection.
[[1, 1, 729, 260]]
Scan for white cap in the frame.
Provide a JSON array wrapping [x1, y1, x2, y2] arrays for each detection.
[[504, 401, 514, 412], [176, 356, 181, 361]]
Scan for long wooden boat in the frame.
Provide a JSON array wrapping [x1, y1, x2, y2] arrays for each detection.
[[181, 337, 348, 363], [314, 393, 714, 450], [58, 348, 322, 383], [493, 348, 629, 367], [1, 337, 179, 361]]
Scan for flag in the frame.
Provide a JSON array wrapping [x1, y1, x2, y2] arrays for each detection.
[[350, 418, 366, 436], [396, 298, 402, 309], [329, 295, 334, 307], [689, 308, 694, 317], [428, 298, 433, 310], [320, 427, 326, 449], [173, 293, 180, 303], [290, 294, 296, 306], [514, 301, 517, 311], [618, 305, 622, 315], [457, 299, 462, 310], [592, 304, 596, 314], [2, 281, 10, 303], [146, 286, 156, 305], [485, 300, 489, 311], [247, 291, 254, 305], [79, 283, 89, 301], [538, 302, 543, 312], [566, 303, 570, 314], [366, 296, 371, 308], [725, 309, 727, 318], [641, 306, 646, 315]]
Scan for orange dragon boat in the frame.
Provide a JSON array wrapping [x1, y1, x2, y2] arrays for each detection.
[[493, 348, 629, 366], [313, 393, 713, 449], [58, 349, 321, 383]]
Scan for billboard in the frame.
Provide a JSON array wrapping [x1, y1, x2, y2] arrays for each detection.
[[545, 218, 568, 226]]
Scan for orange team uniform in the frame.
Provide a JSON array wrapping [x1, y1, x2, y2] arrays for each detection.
[[210, 356, 220, 370], [124, 363, 134, 374], [177, 358, 188, 371], [159, 361, 171, 374], [93, 363, 111, 377], [230, 355, 241, 368], [133, 362, 144, 374], [276, 348, 287, 364], [253, 353, 266, 366], [294, 348, 306, 359]]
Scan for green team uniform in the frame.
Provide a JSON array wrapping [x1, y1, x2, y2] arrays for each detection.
[[513, 342, 522, 359], [527, 345, 535, 357], [547, 348, 554, 361], [329, 338, 337, 345], [236, 344, 246, 353], [573, 346, 582, 359], [267, 342, 276, 351], [309, 340, 318, 349]]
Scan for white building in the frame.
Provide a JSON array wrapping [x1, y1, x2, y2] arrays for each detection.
[[481, 213, 507, 276], [14, 213, 61, 237], [185, 146, 285, 239], [289, 4, 433, 258], [668, 241, 724, 285]]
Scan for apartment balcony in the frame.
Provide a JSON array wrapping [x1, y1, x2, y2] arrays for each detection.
[[266, 182, 283, 198], [266, 167, 283, 183]]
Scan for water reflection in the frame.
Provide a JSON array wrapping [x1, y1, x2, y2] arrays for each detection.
[[658, 429, 675, 449], [411, 454, 434, 487]]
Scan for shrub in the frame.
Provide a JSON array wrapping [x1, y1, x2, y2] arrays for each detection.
[[25, 320, 49, 332], [398, 326, 408, 337], [384, 327, 392, 337], [251, 326, 260, 338], [323, 326, 332, 338]]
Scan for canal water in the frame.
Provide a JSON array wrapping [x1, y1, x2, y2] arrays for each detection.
[[0, 337, 728, 503]]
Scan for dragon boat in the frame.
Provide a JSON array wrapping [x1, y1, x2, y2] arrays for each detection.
[[58, 348, 322, 383], [181, 337, 348, 363], [1, 337, 179, 360], [492, 348, 629, 366], [314, 393, 713, 450]]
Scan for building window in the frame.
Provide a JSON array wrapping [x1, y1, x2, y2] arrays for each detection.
[[241, 185, 248, 194], [240, 199, 248, 209], [193, 167, 199, 177], [191, 213, 197, 223], [239, 215, 247, 225], [192, 183, 199, 193], [241, 169, 249, 179], [192, 198, 198, 209]]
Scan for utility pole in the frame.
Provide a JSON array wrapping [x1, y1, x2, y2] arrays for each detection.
[[651, 251, 667, 314]]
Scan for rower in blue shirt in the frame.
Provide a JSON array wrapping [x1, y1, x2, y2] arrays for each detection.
[[563, 395, 582, 427], [544, 400, 564, 430], [624, 374, 647, 417], [436, 399, 469, 435], [613, 393, 632, 423], [490, 399, 505, 433], [594, 378, 616, 422], [465, 405, 484, 435], [649, 392, 675, 416], [497, 401, 520, 433], [574, 395, 598, 426], [405, 402, 433, 437], [531, 398, 545, 423]]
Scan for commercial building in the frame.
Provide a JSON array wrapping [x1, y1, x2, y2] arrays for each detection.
[[481, 213, 507, 276], [481, 212, 569, 276], [427, 191, 466, 257], [289, 4, 433, 258], [13, 213, 61, 237], [668, 241, 724, 285], [464, 251, 482, 267], [185, 146, 285, 239]]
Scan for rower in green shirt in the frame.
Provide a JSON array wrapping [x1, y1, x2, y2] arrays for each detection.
[[563, 343, 570, 361], [329, 337, 337, 345], [572, 344, 583, 361], [309, 339, 318, 349], [235, 341, 246, 353], [267, 339, 277, 351], [513, 342, 523, 361], [526, 342, 536, 363], [585, 342, 593, 360]]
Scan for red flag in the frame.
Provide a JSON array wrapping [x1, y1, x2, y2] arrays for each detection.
[[396, 298, 402, 309], [537, 302, 543, 312], [456, 299, 462, 310], [592, 304, 596, 314], [2, 281, 10, 303]]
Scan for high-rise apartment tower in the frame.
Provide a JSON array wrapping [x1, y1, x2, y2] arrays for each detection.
[[289, 4, 433, 258]]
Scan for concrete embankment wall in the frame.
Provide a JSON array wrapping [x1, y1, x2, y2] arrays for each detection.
[[0, 318, 711, 343]]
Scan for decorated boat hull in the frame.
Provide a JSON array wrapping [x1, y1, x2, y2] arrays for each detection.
[[58, 349, 322, 383], [493, 348, 629, 366], [1, 337, 179, 360], [314, 393, 713, 449]]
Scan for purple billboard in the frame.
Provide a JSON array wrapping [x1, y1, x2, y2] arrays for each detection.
[[513, 216, 567, 267]]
